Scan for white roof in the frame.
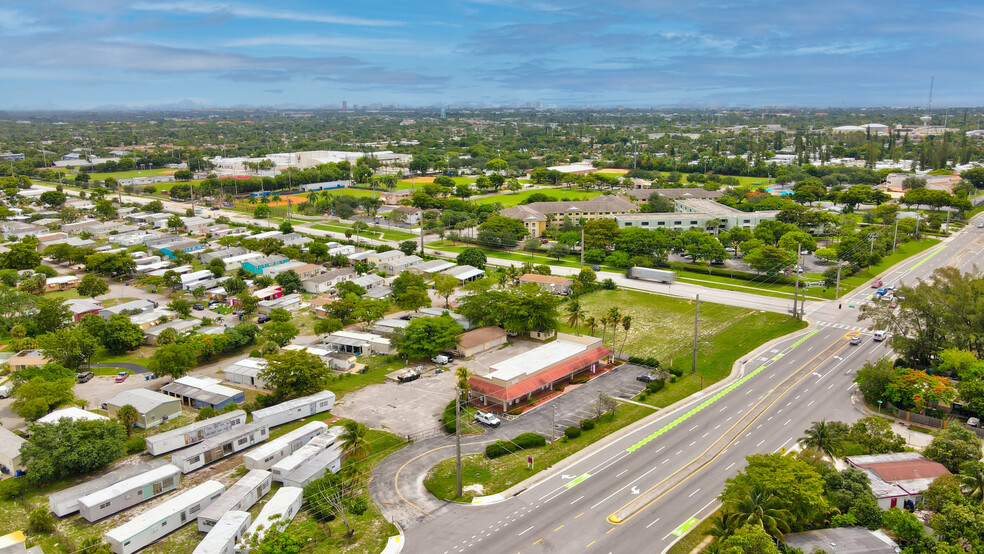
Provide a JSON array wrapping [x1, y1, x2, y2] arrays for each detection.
[[37, 407, 109, 424], [226, 357, 267, 377], [242, 487, 303, 544], [331, 330, 387, 342], [170, 376, 242, 398], [80, 464, 180, 507], [194, 511, 250, 554], [488, 339, 588, 381], [415, 259, 456, 273], [0, 427, 26, 460], [181, 270, 214, 283], [246, 422, 327, 461], [146, 410, 245, 445], [106, 389, 178, 413], [197, 469, 271, 521], [282, 345, 332, 358], [106, 481, 225, 543], [251, 391, 336, 419], [446, 267, 484, 281], [46, 275, 79, 285]]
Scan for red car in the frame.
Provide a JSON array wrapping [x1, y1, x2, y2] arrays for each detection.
[[871, 280, 883, 289], [115, 372, 129, 383]]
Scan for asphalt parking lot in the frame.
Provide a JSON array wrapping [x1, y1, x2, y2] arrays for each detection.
[[331, 367, 458, 437]]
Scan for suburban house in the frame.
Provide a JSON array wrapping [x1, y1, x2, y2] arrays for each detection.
[[0, 427, 26, 478], [287, 263, 325, 280], [257, 293, 302, 314], [100, 299, 156, 320], [180, 216, 213, 234], [366, 250, 403, 265], [144, 318, 201, 345], [159, 240, 206, 259], [468, 333, 612, 412], [42, 274, 79, 292], [500, 195, 639, 238], [846, 452, 951, 509], [105, 389, 182, 429], [261, 260, 307, 278], [252, 286, 283, 302], [302, 268, 355, 294], [389, 205, 422, 225], [180, 270, 215, 291], [456, 326, 509, 357], [380, 255, 423, 275], [279, 233, 313, 248], [7, 350, 51, 371], [410, 259, 457, 275], [351, 274, 385, 289], [64, 298, 102, 322], [200, 247, 248, 264], [519, 273, 572, 295]]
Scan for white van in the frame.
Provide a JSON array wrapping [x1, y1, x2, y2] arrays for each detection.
[[0, 384, 10, 399], [873, 330, 887, 342]]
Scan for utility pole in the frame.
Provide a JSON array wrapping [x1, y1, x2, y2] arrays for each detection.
[[419, 216, 425, 255], [551, 404, 556, 447], [835, 264, 842, 300], [892, 219, 899, 253], [945, 209, 951, 233], [793, 245, 801, 318], [455, 388, 462, 499], [869, 233, 875, 255], [691, 294, 700, 375], [580, 227, 585, 269]]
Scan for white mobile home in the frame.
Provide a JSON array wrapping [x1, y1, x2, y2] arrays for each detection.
[[171, 423, 269, 474], [250, 390, 336, 428], [197, 470, 272, 532], [243, 421, 328, 471], [78, 464, 182, 522], [144, 410, 246, 456], [49, 459, 171, 517], [282, 443, 344, 488], [236, 487, 303, 554], [269, 429, 342, 483], [194, 511, 251, 554], [105, 480, 225, 554]]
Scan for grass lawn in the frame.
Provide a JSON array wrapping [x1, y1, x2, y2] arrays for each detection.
[[566, 289, 807, 408], [836, 237, 940, 294], [666, 508, 720, 554], [79, 168, 175, 181], [310, 223, 416, 242], [326, 355, 406, 399], [472, 188, 602, 208], [427, 240, 587, 269], [424, 404, 651, 501]]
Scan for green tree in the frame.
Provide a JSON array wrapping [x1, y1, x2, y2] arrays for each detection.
[[391, 271, 431, 312], [799, 420, 841, 459], [28, 507, 56, 534], [262, 320, 300, 347], [168, 298, 192, 317], [115, 404, 139, 437], [21, 419, 126, 485], [722, 452, 828, 530], [923, 474, 967, 512], [433, 273, 459, 308], [882, 508, 926, 546], [18, 273, 46, 295], [565, 300, 585, 334], [85, 252, 136, 278], [724, 483, 792, 541], [456, 248, 487, 269], [260, 349, 332, 400], [12, 377, 76, 421], [313, 317, 343, 337], [744, 245, 795, 276], [340, 420, 372, 462], [959, 461, 984, 505], [207, 257, 226, 278], [716, 524, 782, 554], [485, 158, 509, 173], [0, 242, 41, 270], [147, 342, 197, 379], [77, 274, 108, 298], [925, 425, 984, 473], [39, 190, 67, 207], [236, 292, 260, 315], [456, 284, 560, 335], [275, 270, 303, 295], [38, 325, 98, 370], [398, 240, 418, 256], [390, 315, 463, 360], [253, 204, 271, 219], [101, 314, 144, 354]]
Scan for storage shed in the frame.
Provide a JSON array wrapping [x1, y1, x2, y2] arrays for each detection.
[[0, 427, 26, 478], [170, 423, 269, 474], [105, 480, 225, 554], [49, 459, 171, 517], [250, 390, 335, 429], [160, 376, 246, 410], [243, 421, 328, 471], [235, 487, 303, 554], [194, 511, 251, 554], [144, 410, 246, 456], [197, 470, 272, 532], [77, 464, 182, 522], [105, 389, 182, 429], [223, 358, 268, 389]]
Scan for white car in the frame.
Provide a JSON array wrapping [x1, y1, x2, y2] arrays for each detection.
[[873, 330, 887, 342], [475, 411, 501, 428]]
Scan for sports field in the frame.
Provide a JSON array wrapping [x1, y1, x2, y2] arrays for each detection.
[[472, 188, 603, 207]]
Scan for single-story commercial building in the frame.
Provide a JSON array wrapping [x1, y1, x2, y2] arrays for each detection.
[[161, 376, 246, 410], [519, 273, 572, 295], [456, 326, 509, 357], [322, 330, 392, 355], [468, 333, 612, 412], [0, 427, 26, 478], [105, 389, 182, 429], [847, 452, 951, 509]]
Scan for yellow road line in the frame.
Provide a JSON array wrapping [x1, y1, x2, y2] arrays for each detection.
[[554, 525, 564, 532]]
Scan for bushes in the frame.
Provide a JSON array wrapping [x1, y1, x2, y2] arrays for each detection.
[[486, 432, 546, 459], [570, 374, 590, 385], [646, 380, 665, 394], [124, 436, 145, 455], [442, 400, 459, 434], [28, 507, 55, 533], [0, 477, 28, 500], [564, 426, 582, 439], [344, 496, 369, 516], [579, 419, 595, 431]]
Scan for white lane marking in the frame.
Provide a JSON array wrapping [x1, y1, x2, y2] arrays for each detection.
[[783, 419, 791, 426], [689, 441, 697, 446], [675, 450, 683, 456], [688, 425, 699, 432], [828, 383, 835, 390], [719, 405, 728, 412], [518, 526, 534, 536], [570, 496, 584, 504], [617, 469, 628, 477], [726, 416, 733, 422], [662, 458, 669, 464], [807, 400, 815, 407], [774, 437, 794, 453], [767, 416, 773, 421], [725, 462, 735, 471], [688, 488, 701, 498], [756, 439, 765, 447], [702, 432, 709, 438], [714, 424, 721, 430], [647, 518, 661, 529]]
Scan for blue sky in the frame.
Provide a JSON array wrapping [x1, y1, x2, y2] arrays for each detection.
[[1, 0, 982, 109]]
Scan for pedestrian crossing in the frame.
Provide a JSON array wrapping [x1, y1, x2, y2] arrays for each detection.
[[815, 320, 867, 332]]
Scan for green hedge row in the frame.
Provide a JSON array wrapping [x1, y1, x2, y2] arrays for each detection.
[[485, 432, 547, 459]]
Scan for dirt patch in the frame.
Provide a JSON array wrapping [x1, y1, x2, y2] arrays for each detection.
[[596, 168, 630, 174], [404, 176, 436, 183], [265, 194, 310, 207], [159, 170, 177, 176]]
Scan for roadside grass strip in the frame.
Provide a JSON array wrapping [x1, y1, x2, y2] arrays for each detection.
[[671, 517, 700, 537], [625, 329, 819, 453], [565, 473, 592, 489]]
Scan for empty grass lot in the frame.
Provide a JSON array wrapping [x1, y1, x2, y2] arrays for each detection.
[[471, 188, 603, 207], [310, 223, 417, 241], [565, 289, 807, 407]]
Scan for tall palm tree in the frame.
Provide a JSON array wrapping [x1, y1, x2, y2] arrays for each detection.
[[607, 308, 621, 349], [340, 420, 372, 463], [600, 315, 609, 345], [799, 420, 841, 459], [585, 316, 598, 337], [566, 300, 586, 335], [708, 510, 737, 541], [455, 366, 471, 403], [725, 483, 791, 540], [619, 315, 632, 357], [959, 461, 984, 504]]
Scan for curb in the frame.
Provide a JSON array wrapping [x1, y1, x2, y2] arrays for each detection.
[[471, 494, 505, 505], [380, 521, 405, 554]]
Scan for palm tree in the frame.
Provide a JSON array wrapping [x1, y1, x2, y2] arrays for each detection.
[[607, 308, 622, 349], [566, 300, 586, 335], [585, 316, 598, 337], [600, 315, 609, 345], [619, 315, 632, 357], [708, 510, 737, 541], [725, 483, 791, 540], [959, 461, 984, 504], [799, 420, 841, 459], [340, 420, 372, 463], [455, 366, 471, 403], [115, 404, 139, 438]]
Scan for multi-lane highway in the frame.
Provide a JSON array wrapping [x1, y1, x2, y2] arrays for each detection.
[[381, 220, 984, 553]]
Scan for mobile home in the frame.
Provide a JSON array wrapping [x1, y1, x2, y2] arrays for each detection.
[[170, 423, 269, 474], [77, 464, 182, 522], [197, 470, 272, 532], [236, 487, 303, 554], [250, 391, 335, 429], [194, 511, 251, 554], [105, 480, 225, 554], [282, 443, 344, 488], [144, 410, 246, 456], [242, 421, 327, 471], [269, 429, 341, 483], [49, 460, 171, 517]]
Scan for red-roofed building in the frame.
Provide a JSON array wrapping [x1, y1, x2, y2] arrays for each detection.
[[468, 333, 612, 412], [847, 452, 951, 509]]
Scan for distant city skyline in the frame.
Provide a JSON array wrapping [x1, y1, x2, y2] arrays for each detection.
[[0, 1, 982, 110]]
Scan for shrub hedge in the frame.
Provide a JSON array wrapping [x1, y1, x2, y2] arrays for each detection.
[[485, 432, 547, 459], [564, 426, 582, 439]]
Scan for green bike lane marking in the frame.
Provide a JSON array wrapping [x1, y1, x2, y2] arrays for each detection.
[[671, 517, 700, 537], [909, 245, 945, 271], [565, 473, 591, 488], [625, 328, 819, 453]]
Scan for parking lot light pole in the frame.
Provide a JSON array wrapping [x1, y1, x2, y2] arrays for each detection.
[[455, 388, 462, 498]]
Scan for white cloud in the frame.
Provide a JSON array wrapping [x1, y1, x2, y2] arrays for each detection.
[[0, 8, 53, 35], [132, 2, 403, 27], [223, 35, 434, 54]]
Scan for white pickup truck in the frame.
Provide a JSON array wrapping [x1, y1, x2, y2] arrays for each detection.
[[475, 411, 501, 428]]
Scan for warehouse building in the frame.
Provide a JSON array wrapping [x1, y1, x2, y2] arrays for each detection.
[[105, 389, 182, 429], [105, 480, 225, 554], [456, 326, 509, 357], [223, 358, 269, 389]]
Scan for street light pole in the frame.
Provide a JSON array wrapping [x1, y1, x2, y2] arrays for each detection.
[[455, 388, 462, 498]]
